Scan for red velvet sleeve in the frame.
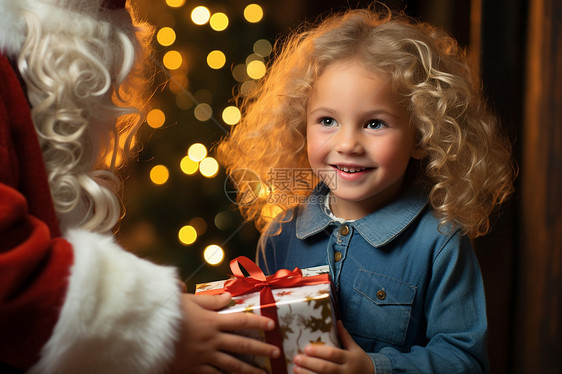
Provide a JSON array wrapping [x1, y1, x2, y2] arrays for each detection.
[[0, 55, 74, 369]]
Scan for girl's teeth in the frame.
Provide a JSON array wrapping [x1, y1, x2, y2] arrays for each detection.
[[337, 166, 365, 173]]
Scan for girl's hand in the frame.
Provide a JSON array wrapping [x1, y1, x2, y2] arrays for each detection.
[[169, 292, 280, 374], [293, 321, 375, 374]]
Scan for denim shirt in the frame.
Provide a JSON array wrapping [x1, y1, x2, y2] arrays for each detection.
[[258, 184, 488, 373]]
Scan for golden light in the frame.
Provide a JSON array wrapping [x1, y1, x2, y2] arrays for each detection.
[[203, 244, 225, 265], [207, 50, 226, 69], [232, 64, 249, 82], [163, 50, 182, 70], [180, 156, 199, 175], [247, 60, 266, 79], [150, 165, 169, 185], [244, 4, 263, 23], [189, 217, 208, 235], [210, 12, 229, 31], [240, 80, 257, 97], [188, 143, 207, 162], [191, 6, 211, 25], [194, 103, 213, 122], [146, 109, 165, 129], [261, 203, 283, 221], [157, 27, 176, 46], [168, 73, 188, 94], [222, 106, 241, 125], [165, 0, 185, 8], [178, 225, 197, 245], [214, 211, 232, 230], [246, 53, 264, 65], [199, 157, 219, 178], [253, 39, 272, 57]]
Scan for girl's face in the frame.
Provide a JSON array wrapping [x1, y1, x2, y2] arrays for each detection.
[[306, 60, 423, 220]]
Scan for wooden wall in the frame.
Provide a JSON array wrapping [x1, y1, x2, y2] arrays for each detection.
[[516, 0, 562, 371]]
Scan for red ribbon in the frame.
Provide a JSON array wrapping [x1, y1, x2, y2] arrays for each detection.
[[198, 256, 329, 374]]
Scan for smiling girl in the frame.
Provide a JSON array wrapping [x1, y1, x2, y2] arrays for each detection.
[[218, 8, 514, 374]]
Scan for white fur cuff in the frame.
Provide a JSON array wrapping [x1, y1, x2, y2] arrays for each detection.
[[28, 229, 183, 374]]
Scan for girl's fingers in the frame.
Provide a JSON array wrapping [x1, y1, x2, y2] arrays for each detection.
[[216, 332, 280, 358], [303, 344, 347, 364], [293, 364, 317, 374], [294, 353, 339, 374], [190, 292, 232, 310], [336, 320, 359, 350], [211, 351, 267, 374], [179, 364, 222, 374], [217, 310, 275, 332]]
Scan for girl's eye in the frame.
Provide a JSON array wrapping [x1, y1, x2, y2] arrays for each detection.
[[366, 119, 387, 130], [319, 117, 338, 127]]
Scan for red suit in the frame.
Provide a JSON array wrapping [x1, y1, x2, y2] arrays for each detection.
[[0, 26, 182, 374]]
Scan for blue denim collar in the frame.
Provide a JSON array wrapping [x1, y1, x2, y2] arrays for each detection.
[[296, 183, 429, 247]]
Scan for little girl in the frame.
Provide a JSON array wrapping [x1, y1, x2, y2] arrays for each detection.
[[218, 8, 515, 374]]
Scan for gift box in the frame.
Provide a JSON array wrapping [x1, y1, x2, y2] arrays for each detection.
[[195, 256, 340, 374]]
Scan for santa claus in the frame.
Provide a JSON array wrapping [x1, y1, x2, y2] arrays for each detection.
[[0, 1, 278, 373]]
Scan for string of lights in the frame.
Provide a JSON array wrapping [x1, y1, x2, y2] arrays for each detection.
[[118, 0, 274, 287]]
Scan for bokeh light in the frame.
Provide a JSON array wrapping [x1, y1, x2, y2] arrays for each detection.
[[165, 0, 185, 8], [189, 217, 208, 235], [194, 103, 213, 121], [191, 6, 211, 25], [146, 109, 165, 129], [232, 64, 249, 82], [163, 50, 182, 70], [207, 50, 226, 69], [246, 53, 264, 65], [210, 12, 229, 31], [199, 157, 219, 178], [247, 60, 266, 79], [188, 143, 207, 162], [150, 165, 169, 185], [168, 73, 188, 94], [178, 225, 197, 245], [180, 156, 199, 175], [203, 244, 225, 265], [240, 80, 257, 97], [244, 4, 263, 23], [157, 27, 176, 46], [222, 106, 241, 125], [214, 211, 233, 230], [253, 39, 272, 57]]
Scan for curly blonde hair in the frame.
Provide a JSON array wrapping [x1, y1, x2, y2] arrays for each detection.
[[17, 2, 153, 233], [217, 8, 515, 238]]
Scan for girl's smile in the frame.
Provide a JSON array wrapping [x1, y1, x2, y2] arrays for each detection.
[[332, 164, 373, 181], [306, 59, 423, 220]]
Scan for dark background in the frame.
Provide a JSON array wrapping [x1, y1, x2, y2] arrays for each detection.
[[122, 0, 561, 372]]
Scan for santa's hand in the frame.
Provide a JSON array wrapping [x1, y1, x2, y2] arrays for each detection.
[[169, 292, 280, 374], [292, 321, 374, 374]]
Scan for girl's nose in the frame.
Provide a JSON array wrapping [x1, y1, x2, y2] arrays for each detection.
[[334, 126, 363, 155]]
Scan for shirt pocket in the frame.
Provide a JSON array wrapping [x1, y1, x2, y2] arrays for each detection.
[[346, 269, 417, 346]]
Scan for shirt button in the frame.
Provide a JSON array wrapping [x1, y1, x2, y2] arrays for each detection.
[[334, 251, 342, 262], [339, 225, 350, 236], [377, 290, 386, 300]]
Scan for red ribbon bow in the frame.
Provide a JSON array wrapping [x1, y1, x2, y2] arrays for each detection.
[[198, 256, 329, 374]]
